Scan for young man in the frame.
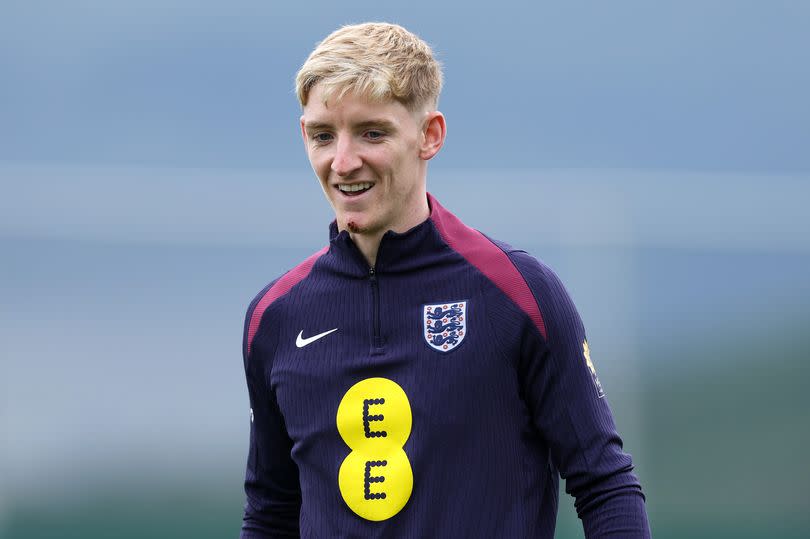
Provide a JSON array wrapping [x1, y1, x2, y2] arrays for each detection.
[[240, 23, 650, 538]]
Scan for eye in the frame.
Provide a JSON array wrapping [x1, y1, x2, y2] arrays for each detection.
[[313, 132, 333, 143], [365, 130, 385, 140]]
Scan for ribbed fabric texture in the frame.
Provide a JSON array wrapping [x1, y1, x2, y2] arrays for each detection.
[[240, 195, 650, 538]]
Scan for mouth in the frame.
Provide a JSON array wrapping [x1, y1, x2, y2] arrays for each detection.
[[336, 182, 374, 198]]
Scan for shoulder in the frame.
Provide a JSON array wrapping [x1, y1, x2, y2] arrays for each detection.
[[482, 237, 576, 344], [443, 222, 580, 349], [242, 246, 330, 360], [497, 242, 570, 305], [429, 197, 551, 341], [495, 242, 586, 349]]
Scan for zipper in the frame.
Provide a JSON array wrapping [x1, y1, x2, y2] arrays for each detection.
[[369, 266, 384, 351]]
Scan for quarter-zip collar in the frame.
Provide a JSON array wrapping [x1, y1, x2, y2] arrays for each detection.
[[327, 193, 450, 276]]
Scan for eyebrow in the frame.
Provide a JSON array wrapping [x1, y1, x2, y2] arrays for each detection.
[[304, 119, 398, 132], [303, 121, 332, 132]]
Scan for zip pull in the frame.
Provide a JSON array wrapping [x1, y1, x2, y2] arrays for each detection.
[[369, 266, 376, 278]]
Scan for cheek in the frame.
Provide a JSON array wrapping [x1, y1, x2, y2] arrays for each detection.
[[369, 147, 407, 177], [309, 153, 332, 181]]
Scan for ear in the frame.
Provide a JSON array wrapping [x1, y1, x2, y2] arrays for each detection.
[[300, 115, 308, 147], [419, 111, 446, 161]]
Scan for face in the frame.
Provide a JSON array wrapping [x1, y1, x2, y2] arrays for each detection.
[[301, 85, 444, 237]]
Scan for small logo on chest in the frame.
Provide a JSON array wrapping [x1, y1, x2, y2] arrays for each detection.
[[296, 328, 338, 348], [423, 301, 467, 352]]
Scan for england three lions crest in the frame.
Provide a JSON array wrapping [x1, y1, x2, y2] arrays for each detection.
[[423, 301, 467, 352]]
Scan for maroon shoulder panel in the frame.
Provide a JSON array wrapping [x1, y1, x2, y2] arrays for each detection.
[[428, 193, 547, 340], [246, 246, 329, 357]]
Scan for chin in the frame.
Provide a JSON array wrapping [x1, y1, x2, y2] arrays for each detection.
[[341, 213, 381, 236], [347, 220, 365, 234], [339, 212, 369, 234]]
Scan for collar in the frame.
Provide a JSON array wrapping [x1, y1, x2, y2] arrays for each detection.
[[326, 192, 450, 274]]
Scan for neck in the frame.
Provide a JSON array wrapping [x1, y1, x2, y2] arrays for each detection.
[[351, 231, 385, 268]]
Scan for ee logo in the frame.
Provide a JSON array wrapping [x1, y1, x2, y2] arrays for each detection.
[[336, 377, 413, 521]]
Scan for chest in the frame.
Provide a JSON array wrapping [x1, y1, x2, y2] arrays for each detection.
[[268, 269, 524, 443]]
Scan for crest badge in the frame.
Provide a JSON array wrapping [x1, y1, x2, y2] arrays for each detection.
[[423, 301, 467, 352]]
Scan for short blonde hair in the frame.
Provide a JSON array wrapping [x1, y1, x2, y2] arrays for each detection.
[[295, 22, 443, 110]]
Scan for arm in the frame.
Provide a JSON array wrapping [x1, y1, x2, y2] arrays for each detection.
[[509, 250, 651, 538], [240, 289, 301, 538]]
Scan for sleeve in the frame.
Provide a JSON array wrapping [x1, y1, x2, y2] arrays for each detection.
[[509, 250, 651, 538], [240, 289, 302, 538]]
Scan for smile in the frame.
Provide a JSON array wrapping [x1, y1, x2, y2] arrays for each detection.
[[337, 182, 374, 197]]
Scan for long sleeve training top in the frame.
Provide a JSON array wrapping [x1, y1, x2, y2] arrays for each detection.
[[241, 194, 650, 538]]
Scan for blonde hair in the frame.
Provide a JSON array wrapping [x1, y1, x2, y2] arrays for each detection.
[[295, 22, 443, 110]]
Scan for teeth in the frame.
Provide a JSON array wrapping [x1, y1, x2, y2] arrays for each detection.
[[338, 182, 372, 193]]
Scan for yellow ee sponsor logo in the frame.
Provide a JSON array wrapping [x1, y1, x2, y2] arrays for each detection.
[[336, 377, 413, 521]]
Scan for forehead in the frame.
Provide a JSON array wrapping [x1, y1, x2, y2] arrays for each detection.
[[302, 84, 415, 126]]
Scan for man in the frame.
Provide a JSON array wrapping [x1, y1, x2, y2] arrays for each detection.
[[241, 22, 650, 538]]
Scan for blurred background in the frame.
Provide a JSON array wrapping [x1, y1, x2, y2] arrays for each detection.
[[2, 1, 809, 538]]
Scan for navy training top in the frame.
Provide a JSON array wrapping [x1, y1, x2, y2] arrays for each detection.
[[240, 194, 650, 538]]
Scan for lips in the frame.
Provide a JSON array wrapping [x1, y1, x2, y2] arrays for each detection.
[[337, 182, 373, 197]]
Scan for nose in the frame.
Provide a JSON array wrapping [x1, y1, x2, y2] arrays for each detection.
[[331, 136, 362, 177]]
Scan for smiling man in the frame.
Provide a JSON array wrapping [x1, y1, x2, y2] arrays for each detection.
[[239, 22, 650, 538]]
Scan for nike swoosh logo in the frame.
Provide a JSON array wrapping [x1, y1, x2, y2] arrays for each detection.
[[296, 328, 339, 348]]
